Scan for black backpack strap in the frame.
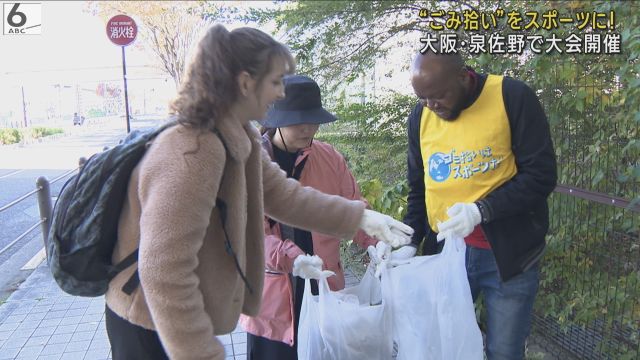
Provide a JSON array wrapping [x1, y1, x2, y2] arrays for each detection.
[[211, 127, 226, 149], [211, 128, 253, 293], [217, 198, 254, 294], [121, 271, 139, 295], [114, 249, 138, 272], [112, 249, 140, 295]]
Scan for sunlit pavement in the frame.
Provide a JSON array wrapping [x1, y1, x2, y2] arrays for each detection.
[[0, 260, 360, 360]]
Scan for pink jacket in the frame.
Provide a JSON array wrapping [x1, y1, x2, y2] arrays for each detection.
[[239, 137, 377, 346]]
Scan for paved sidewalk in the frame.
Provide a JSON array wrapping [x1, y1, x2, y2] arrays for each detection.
[[0, 261, 361, 360], [0, 262, 249, 360]]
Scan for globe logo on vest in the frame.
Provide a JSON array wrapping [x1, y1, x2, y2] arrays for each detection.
[[428, 152, 451, 182]]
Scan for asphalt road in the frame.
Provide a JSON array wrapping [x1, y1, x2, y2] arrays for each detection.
[[0, 116, 164, 302]]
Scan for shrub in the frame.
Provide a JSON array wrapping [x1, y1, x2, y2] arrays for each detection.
[[32, 127, 63, 138], [0, 128, 22, 145], [0, 127, 64, 145]]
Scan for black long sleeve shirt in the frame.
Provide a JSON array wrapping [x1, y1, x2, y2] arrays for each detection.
[[403, 71, 557, 280]]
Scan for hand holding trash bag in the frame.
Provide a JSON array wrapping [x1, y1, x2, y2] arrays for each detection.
[[368, 242, 417, 266], [436, 203, 481, 241], [293, 255, 335, 279], [359, 209, 414, 248], [368, 241, 417, 276]]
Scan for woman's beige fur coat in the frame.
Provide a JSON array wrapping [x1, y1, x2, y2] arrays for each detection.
[[105, 117, 365, 359]]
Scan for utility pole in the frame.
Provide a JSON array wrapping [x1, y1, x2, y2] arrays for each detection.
[[56, 84, 62, 120], [76, 84, 81, 115], [122, 46, 131, 133], [21, 85, 27, 127]]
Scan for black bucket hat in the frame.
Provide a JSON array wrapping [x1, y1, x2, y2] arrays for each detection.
[[261, 75, 337, 128]]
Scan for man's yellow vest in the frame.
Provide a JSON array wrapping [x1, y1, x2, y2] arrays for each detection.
[[419, 75, 517, 232]]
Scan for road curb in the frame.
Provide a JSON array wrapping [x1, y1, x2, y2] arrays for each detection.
[[21, 247, 46, 270]]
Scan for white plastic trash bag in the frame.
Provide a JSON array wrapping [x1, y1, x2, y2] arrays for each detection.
[[297, 264, 394, 360], [388, 236, 483, 360]]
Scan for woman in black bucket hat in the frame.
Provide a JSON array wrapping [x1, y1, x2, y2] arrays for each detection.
[[239, 75, 381, 359], [262, 74, 337, 127]]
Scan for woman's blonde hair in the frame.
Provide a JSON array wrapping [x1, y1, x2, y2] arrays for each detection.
[[171, 24, 296, 129]]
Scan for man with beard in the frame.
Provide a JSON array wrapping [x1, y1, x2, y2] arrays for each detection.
[[375, 48, 557, 359]]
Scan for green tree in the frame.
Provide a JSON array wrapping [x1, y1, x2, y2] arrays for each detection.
[[243, 0, 639, 200], [244, 1, 429, 90]]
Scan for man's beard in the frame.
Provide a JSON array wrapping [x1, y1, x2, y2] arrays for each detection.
[[439, 102, 464, 121]]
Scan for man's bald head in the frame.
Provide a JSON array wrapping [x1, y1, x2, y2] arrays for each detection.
[[411, 50, 465, 81]]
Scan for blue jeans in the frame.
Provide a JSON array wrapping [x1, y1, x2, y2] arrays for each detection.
[[465, 246, 539, 360]]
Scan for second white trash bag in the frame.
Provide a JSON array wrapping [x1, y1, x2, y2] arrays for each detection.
[[297, 264, 394, 360], [388, 236, 484, 360]]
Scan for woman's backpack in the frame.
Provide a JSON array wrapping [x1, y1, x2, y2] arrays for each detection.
[[47, 121, 175, 297], [48, 120, 253, 297]]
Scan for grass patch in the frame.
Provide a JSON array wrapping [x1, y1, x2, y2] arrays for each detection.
[[0, 126, 64, 145]]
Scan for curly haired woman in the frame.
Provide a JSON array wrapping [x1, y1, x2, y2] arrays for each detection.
[[104, 25, 413, 360]]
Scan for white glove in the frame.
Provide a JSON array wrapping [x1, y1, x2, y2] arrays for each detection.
[[368, 242, 417, 265], [436, 203, 481, 242], [367, 241, 390, 266], [292, 254, 335, 279], [359, 209, 414, 247], [368, 242, 417, 276]]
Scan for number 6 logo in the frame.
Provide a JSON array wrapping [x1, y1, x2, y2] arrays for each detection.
[[7, 3, 27, 27]]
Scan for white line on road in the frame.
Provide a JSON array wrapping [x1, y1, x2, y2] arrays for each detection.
[[0, 169, 25, 179]]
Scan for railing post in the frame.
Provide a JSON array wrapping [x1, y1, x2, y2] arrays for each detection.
[[36, 176, 52, 263]]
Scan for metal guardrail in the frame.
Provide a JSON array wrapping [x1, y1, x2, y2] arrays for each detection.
[[0, 221, 44, 257], [0, 159, 84, 257], [555, 184, 640, 213]]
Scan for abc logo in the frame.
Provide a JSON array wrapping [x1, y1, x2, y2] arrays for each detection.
[[3, 3, 42, 35]]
